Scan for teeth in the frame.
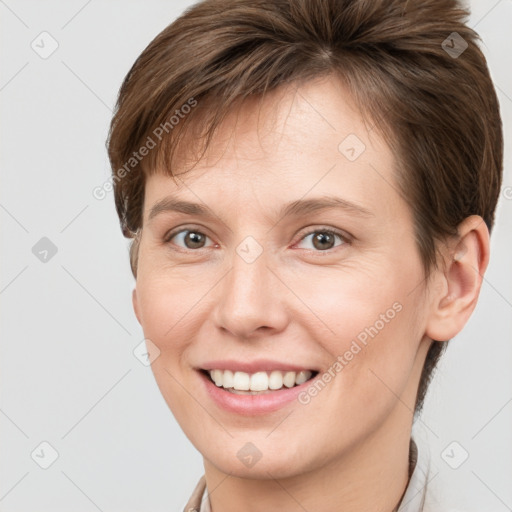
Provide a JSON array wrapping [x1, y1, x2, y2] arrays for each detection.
[[222, 370, 234, 388], [283, 371, 296, 388], [295, 370, 310, 385], [250, 371, 268, 391], [268, 370, 283, 390], [212, 369, 223, 387], [207, 369, 313, 392], [233, 371, 250, 390]]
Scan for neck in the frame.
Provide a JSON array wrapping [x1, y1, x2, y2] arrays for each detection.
[[204, 406, 414, 512]]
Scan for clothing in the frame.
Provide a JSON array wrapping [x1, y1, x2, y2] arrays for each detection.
[[182, 436, 457, 512]]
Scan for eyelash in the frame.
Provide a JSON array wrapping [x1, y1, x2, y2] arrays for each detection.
[[163, 226, 350, 253]]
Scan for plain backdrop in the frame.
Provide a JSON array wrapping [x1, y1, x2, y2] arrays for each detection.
[[1, 1, 511, 511]]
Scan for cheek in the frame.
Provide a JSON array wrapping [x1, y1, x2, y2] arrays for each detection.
[[289, 264, 423, 390], [135, 263, 209, 345], [134, 273, 206, 417], [286, 263, 406, 339], [295, 283, 422, 451]]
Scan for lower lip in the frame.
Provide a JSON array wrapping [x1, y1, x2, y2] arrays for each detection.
[[198, 370, 317, 416]]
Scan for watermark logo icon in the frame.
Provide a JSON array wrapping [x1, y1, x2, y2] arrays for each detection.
[[236, 442, 263, 468], [31, 32, 59, 59], [338, 134, 366, 161], [236, 236, 263, 264], [32, 237, 58, 263], [31, 441, 59, 469], [133, 338, 161, 366], [442, 32, 468, 59], [441, 441, 469, 469]]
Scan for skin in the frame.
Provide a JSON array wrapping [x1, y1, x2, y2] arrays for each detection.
[[132, 76, 489, 512]]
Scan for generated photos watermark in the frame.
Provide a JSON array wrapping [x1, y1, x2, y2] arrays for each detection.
[[93, 97, 198, 200], [298, 301, 403, 405]]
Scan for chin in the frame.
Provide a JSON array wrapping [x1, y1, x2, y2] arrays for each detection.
[[207, 452, 306, 480]]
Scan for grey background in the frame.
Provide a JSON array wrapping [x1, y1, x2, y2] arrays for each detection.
[[1, 1, 511, 511]]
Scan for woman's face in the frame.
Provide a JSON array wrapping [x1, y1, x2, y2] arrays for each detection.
[[133, 76, 434, 478]]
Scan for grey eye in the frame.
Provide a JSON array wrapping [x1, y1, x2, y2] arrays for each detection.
[[297, 230, 345, 251], [170, 230, 212, 249]]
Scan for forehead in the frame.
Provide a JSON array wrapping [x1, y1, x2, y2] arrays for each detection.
[[144, 76, 405, 225], [173, 76, 380, 167]]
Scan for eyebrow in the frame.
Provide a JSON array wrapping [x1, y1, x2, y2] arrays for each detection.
[[147, 195, 374, 223]]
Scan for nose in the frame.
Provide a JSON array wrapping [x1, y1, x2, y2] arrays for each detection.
[[212, 249, 289, 340]]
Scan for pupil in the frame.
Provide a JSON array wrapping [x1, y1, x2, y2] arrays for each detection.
[[186, 232, 204, 248], [314, 232, 333, 250]]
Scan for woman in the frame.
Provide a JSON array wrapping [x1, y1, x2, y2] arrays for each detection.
[[107, 0, 503, 510]]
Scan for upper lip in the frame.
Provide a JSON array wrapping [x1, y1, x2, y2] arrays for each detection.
[[198, 359, 319, 374]]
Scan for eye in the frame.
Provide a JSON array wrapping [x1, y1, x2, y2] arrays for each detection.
[[165, 228, 215, 250], [295, 228, 347, 251], [164, 226, 348, 252]]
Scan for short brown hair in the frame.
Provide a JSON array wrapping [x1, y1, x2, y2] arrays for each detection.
[[107, 0, 503, 414]]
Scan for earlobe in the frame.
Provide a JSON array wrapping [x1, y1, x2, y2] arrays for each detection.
[[425, 216, 490, 342], [132, 288, 141, 324]]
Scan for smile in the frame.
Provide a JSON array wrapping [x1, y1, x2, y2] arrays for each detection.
[[198, 367, 321, 415], [204, 369, 318, 393]]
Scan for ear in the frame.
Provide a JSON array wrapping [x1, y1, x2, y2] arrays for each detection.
[[132, 288, 142, 325], [425, 215, 490, 342]]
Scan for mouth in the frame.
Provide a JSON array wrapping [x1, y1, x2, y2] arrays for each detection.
[[200, 368, 320, 395]]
